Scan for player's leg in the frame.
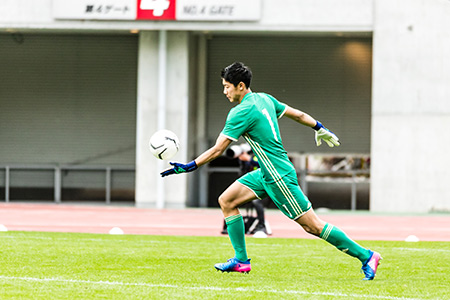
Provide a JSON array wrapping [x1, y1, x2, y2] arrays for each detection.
[[295, 209, 371, 261], [218, 180, 256, 262], [215, 170, 267, 273], [218, 180, 257, 218], [267, 171, 381, 279], [215, 180, 256, 272], [266, 170, 371, 262], [295, 209, 381, 280]]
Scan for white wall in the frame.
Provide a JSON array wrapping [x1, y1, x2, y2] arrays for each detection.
[[371, 0, 450, 212], [0, 0, 372, 32], [262, 0, 372, 30]]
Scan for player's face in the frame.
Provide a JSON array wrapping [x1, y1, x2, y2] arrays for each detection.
[[222, 79, 243, 103]]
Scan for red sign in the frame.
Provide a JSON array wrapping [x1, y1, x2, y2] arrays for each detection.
[[137, 0, 176, 20]]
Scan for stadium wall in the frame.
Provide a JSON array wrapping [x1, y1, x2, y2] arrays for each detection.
[[1, 0, 449, 212], [371, 0, 450, 212]]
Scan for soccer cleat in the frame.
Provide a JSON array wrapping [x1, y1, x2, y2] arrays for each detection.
[[361, 250, 382, 280], [214, 257, 251, 273]]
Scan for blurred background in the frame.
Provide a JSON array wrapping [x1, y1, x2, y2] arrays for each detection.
[[0, 0, 449, 213]]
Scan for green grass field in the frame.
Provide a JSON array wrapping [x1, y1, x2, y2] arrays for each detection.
[[0, 231, 449, 299]]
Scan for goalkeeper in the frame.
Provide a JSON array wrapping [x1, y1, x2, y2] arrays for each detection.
[[161, 62, 381, 280]]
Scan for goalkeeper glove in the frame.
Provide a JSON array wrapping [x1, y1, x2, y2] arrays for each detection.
[[312, 121, 340, 147], [160, 161, 198, 177]]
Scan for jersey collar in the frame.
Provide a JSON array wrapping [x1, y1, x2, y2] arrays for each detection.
[[240, 92, 253, 103]]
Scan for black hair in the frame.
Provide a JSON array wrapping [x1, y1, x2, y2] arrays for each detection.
[[221, 62, 252, 88]]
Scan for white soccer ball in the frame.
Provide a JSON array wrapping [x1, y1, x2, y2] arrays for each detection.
[[149, 129, 180, 160]]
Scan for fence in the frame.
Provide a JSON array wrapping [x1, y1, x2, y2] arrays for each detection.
[[0, 165, 135, 204]]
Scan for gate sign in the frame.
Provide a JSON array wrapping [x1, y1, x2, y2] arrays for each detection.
[[137, 0, 261, 21], [137, 0, 176, 20], [53, 0, 261, 21], [53, 0, 137, 20]]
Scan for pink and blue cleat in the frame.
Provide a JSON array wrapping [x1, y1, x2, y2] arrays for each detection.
[[214, 257, 251, 273], [361, 250, 382, 280]]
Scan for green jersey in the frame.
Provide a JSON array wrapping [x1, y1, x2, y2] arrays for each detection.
[[221, 92, 295, 183]]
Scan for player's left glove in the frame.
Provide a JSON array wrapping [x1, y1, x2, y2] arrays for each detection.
[[160, 161, 198, 177], [313, 121, 340, 147]]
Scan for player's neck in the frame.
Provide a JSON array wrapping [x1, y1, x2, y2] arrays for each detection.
[[238, 89, 252, 103]]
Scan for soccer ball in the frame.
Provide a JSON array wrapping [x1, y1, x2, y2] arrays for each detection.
[[149, 129, 180, 160]]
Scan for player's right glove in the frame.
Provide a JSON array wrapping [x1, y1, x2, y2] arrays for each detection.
[[313, 121, 340, 147], [160, 161, 198, 177]]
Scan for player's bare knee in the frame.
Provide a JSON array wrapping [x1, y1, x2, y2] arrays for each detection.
[[218, 194, 232, 210], [217, 195, 225, 209]]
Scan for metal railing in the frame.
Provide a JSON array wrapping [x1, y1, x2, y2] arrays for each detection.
[[298, 169, 370, 211], [0, 164, 135, 204], [207, 166, 370, 211]]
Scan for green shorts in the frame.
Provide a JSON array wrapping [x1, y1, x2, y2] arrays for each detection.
[[237, 169, 312, 220]]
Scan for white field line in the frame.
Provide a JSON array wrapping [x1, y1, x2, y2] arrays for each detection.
[[388, 247, 450, 253], [0, 275, 432, 300]]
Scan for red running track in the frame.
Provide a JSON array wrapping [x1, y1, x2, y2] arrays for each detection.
[[0, 203, 449, 241]]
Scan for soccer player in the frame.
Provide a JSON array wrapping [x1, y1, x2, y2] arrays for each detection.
[[161, 62, 381, 280]]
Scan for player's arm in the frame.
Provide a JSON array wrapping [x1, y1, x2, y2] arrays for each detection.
[[194, 134, 232, 167], [283, 105, 340, 147], [283, 106, 317, 127], [160, 135, 232, 177]]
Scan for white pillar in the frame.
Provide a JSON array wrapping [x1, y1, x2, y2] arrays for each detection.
[[164, 31, 190, 208], [371, 0, 450, 212], [196, 35, 209, 207], [135, 31, 190, 209], [156, 30, 167, 209], [135, 31, 159, 208]]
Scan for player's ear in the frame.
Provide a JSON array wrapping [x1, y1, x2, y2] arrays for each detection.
[[238, 82, 245, 91]]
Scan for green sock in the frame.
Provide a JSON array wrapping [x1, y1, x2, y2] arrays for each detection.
[[225, 214, 248, 262], [320, 223, 371, 263]]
